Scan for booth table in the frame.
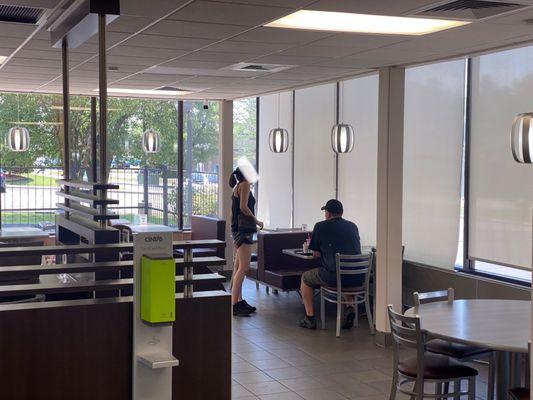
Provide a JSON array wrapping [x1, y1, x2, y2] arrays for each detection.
[[405, 299, 530, 400]]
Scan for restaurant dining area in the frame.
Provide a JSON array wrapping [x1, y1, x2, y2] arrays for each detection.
[[0, 0, 532, 399]]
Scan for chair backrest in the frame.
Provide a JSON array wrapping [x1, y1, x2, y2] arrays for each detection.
[[335, 252, 373, 290], [388, 305, 425, 380], [413, 288, 454, 307]]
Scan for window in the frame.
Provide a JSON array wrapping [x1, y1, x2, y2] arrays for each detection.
[[257, 92, 292, 229], [183, 101, 220, 228], [469, 46, 533, 273], [233, 97, 257, 168], [403, 60, 466, 269]]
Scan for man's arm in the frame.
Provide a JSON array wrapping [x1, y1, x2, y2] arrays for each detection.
[[308, 223, 320, 258]]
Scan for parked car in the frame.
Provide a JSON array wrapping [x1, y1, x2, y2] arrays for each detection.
[[0, 169, 5, 193], [190, 172, 206, 184]]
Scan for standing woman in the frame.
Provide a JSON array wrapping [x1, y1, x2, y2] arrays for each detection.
[[230, 168, 263, 316]]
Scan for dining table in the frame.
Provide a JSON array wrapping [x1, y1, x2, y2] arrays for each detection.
[[405, 299, 530, 400]]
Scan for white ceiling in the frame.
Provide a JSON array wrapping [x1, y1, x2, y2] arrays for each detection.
[[1, 0, 533, 99]]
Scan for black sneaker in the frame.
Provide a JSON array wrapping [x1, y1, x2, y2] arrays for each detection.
[[233, 301, 252, 317], [242, 299, 256, 313], [299, 316, 317, 330], [342, 306, 356, 329]]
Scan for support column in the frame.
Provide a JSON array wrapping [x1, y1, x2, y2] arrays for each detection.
[[375, 67, 405, 342], [219, 100, 234, 269]]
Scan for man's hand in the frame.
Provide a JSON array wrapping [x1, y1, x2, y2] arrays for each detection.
[[256, 220, 264, 230], [312, 251, 320, 258]]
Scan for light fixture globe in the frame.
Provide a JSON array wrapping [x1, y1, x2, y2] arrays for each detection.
[[142, 128, 160, 154], [269, 128, 289, 153], [8, 126, 30, 152], [511, 113, 533, 164], [331, 123, 354, 153]]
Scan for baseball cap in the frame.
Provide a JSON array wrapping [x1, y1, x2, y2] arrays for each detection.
[[321, 199, 343, 214]]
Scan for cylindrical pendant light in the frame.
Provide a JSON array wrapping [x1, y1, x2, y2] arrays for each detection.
[[269, 127, 289, 153], [8, 94, 30, 152], [331, 124, 354, 154], [331, 81, 355, 154], [8, 126, 30, 152], [142, 128, 160, 153], [510, 112, 533, 164], [269, 93, 289, 153]]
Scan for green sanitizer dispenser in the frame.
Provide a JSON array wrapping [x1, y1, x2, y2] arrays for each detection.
[[141, 254, 175, 324]]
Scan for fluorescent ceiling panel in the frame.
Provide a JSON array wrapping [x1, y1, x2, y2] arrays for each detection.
[[265, 10, 470, 35]]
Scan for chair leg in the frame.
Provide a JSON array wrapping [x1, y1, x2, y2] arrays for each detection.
[[255, 282, 259, 290], [354, 300, 359, 328], [453, 380, 460, 400], [443, 382, 449, 399], [266, 286, 269, 294], [273, 289, 278, 294], [468, 377, 476, 400], [365, 296, 375, 335], [487, 352, 495, 400], [320, 291, 326, 330], [436, 382, 442, 400], [336, 300, 342, 338], [389, 371, 398, 400], [410, 382, 417, 400]]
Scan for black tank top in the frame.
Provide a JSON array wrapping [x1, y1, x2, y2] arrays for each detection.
[[231, 184, 256, 232]]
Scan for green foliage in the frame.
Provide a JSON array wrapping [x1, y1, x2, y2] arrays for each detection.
[[233, 98, 257, 168]]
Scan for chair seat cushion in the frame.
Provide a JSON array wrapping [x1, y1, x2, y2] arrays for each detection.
[[399, 353, 478, 380], [426, 339, 490, 359], [509, 388, 530, 400], [323, 285, 364, 293]]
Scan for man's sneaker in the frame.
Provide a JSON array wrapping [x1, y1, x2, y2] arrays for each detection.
[[299, 316, 317, 330], [233, 301, 252, 317], [242, 299, 256, 313], [342, 306, 356, 329]]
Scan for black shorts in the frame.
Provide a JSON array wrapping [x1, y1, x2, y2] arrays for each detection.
[[232, 231, 254, 248]]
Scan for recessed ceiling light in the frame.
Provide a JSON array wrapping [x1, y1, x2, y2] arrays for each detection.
[[265, 10, 470, 35], [0, 56, 8, 64], [93, 88, 191, 96]]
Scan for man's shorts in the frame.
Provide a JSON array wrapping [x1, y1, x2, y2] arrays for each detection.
[[302, 268, 327, 289]]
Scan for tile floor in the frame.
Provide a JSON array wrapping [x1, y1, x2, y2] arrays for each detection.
[[231, 280, 490, 400]]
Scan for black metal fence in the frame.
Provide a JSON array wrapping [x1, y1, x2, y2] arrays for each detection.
[[0, 166, 218, 229]]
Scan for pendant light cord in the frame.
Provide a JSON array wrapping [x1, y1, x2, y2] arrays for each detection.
[[277, 92, 281, 128]]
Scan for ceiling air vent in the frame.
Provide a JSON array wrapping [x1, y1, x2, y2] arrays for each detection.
[[0, 4, 45, 24], [412, 0, 528, 20], [224, 62, 295, 73]]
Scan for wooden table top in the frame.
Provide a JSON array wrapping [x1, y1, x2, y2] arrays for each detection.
[[405, 299, 530, 353]]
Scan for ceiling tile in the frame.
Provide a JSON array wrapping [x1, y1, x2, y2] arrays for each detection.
[[121, 0, 191, 17], [233, 27, 332, 44], [144, 19, 248, 39], [0, 22, 36, 38], [107, 16, 155, 33], [107, 45, 187, 59], [168, 1, 293, 26], [180, 51, 252, 63], [205, 40, 290, 54], [249, 54, 328, 66], [124, 34, 213, 50]]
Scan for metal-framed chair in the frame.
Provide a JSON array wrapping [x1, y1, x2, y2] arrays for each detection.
[[388, 304, 477, 400], [320, 252, 374, 337], [413, 289, 496, 400]]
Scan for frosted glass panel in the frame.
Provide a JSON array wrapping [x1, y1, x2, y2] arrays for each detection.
[[257, 92, 293, 229], [403, 60, 465, 269], [337, 75, 378, 247], [470, 47, 533, 269], [294, 83, 336, 228]]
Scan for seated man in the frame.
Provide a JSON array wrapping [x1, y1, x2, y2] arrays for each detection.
[[299, 199, 361, 330]]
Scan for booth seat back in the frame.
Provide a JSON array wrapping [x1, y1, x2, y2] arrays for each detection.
[[190, 215, 226, 258], [258, 231, 317, 270]]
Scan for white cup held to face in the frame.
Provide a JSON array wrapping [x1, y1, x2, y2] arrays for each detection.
[[301, 224, 308, 231]]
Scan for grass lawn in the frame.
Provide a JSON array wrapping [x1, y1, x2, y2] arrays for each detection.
[[8, 173, 58, 187], [1, 212, 56, 225]]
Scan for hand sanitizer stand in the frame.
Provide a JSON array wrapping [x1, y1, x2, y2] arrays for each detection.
[[133, 231, 178, 400]]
